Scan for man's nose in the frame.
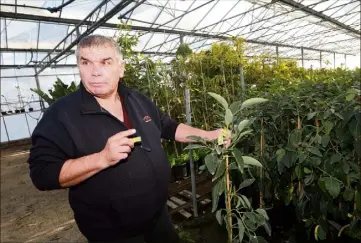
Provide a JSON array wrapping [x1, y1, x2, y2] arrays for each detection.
[[91, 65, 102, 76]]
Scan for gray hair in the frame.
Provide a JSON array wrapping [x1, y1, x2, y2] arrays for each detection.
[[75, 34, 123, 63]]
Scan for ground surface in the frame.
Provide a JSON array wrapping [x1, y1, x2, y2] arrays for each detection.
[[0, 144, 217, 243], [1, 144, 87, 243]]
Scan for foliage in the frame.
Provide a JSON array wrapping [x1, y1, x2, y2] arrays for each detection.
[[30, 78, 78, 105], [246, 76, 361, 241], [184, 92, 270, 243], [113, 29, 361, 241]]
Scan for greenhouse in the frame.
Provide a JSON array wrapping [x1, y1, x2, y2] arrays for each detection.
[[1, 0, 360, 242]]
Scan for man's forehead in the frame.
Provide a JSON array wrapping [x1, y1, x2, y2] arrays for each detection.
[[79, 45, 116, 56]]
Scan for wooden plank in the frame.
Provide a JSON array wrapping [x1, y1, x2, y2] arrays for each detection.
[[170, 196, 187, 205], [167, 200, 192, 219], [179, 190, 211, 206]]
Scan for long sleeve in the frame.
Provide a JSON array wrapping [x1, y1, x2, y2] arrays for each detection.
[[28, 107, 74, 191]]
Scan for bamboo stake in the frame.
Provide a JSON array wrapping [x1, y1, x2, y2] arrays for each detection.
[[298, 116, 302, 196], [225, 155, 232, 243], [260, 118, 264, 208]]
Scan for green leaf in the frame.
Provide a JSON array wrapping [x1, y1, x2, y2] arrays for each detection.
[[308, 147, 322, 157], [238, 195, 251, 209], [256, 208, 269, 220], [212, 178, 224, 212], [295, 165, 302, 179], [304, 167, 312, 174], [232, 148, 244, 173], [315, 225, 327, 241], [307, 112, 317, 120], [184, 144, 207, 150], [315, 134, 322, 145], [324, 121, 334, 135], [225, 109, 233, 126], [325, 177, 341, 199], [321, 135, 330, 147], [242, 156, 263, 167], [263, 221, 272, 236], [298, 153, 307, 163], [240, 98, 268, 110], [229, 101, 242, 114], [238, 119, 251, 132], [213, 160, 225, 182], [330, 154, 342, 164], [276, 148, 286, 163], [346, 93, 355, 101], [237, 217, 245, 242], [205, 153, 219, 175], [290, 130, 302, 147], [311, 157, 321, 167], [343, 188, 354, 201], [342, 163, 350, 174], [239, 178, 255, 190], [208, 92, 228, 110], [216, 210, 223, 225]]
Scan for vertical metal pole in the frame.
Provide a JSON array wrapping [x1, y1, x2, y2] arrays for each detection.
[[181, 33, 198, 217], [2, 115, 10, 143], [334, 52, 336, 69], [34, 67, 44, 110], [24, 113, 32, 137], [320, 51, 322, 68], [185, 89, 198, 217], [344, 54, 347, 68], [301, 47, 304, 68], [276, 46, 279, 64]]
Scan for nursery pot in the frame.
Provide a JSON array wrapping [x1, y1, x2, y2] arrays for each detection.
[[1, 111, 6, 115], [172, 164, 187, 180], [28, 107, 34, 112], [20, 108, 25, 113], [15, 109, 20, 113]]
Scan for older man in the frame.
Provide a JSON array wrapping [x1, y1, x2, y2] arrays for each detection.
[[28, 35, 224, 243]]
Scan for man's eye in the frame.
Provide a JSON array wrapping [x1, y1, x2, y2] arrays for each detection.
[[81, 61, 88, 65]]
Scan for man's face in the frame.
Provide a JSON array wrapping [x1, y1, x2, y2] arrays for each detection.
[[78, 45, 125, 98]]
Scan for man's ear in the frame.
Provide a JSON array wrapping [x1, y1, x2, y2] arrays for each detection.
[[119, 60, 125, 78]]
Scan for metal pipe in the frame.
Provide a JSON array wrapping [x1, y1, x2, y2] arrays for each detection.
[[185, 88, 198, 218]]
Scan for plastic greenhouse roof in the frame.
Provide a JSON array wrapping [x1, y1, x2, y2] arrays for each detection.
[[1, 0, 360, 68], [0, 0, 360, 142]]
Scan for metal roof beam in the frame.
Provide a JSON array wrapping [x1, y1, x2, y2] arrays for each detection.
[[276, 0, 361, 36], [0, 11, 352, 55], [33, 0, 141, 75]]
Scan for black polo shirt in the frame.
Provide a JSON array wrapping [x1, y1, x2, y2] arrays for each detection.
[[27, 81, 180, 241]]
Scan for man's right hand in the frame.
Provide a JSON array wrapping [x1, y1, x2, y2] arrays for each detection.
[[99, 129, 136, 168]]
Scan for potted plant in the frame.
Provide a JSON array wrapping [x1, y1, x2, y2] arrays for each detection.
[[171, 152, 188, 180]]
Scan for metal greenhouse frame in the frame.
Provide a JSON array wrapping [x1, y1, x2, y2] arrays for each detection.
[[1, 0, 360, 218]]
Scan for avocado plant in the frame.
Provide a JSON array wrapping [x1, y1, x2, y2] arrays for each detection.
[[184, 92, 271, 243]]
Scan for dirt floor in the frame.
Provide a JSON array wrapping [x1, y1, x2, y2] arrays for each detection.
[[1, 144, 87, 243], [0, 144, 216, 243]]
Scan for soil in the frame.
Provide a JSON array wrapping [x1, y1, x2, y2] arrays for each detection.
[[1, 145, 87, 243]]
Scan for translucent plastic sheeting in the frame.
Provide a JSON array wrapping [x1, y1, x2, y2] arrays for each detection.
[[1, 111, 43, 142]]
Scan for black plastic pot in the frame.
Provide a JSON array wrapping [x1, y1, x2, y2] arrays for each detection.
[[15, 109, 20, 113], [1, 111, 6, 115], [7, 110, 13, 114], [172, 164, 187, 180], [28, 107, 34, 112], [20, 108, 25, 113]]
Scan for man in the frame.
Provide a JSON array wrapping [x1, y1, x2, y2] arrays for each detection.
[[28, 35, 226, 243]]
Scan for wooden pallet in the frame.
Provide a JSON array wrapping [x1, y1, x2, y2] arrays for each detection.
[[167, 189, 212, 219]]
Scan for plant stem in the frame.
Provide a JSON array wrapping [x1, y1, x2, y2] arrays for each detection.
[[225, 155, 232, 243]]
